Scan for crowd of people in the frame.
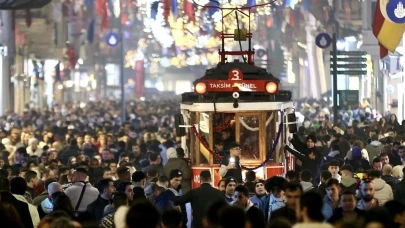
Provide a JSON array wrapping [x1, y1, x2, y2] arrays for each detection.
[[0, 98, 405, 228]]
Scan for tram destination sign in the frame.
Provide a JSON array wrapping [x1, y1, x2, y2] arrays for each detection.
[[203, 80, 266, 92]]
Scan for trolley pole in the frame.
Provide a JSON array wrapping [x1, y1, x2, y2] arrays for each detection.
[[332, 32, 338, 126]]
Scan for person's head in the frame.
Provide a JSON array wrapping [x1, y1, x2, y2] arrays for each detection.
[[325, 178, 340, 201], [169, 169, 183, 189], [384, 200, 405, 225], [117, 181, 134, 202], [346, 126, 354, 135], [228, 142, 241, 157], [360, 179, 375, 202], [132, 171, 147, 188], [0, 177, 10, 191], [225, 177, 237, 197], [24, 170, 39, 186], [101, 149, 114, 161], [306, 134, 317, 149], [145, 182, 165, 202], [285, 171, 299, 182], [245, 171, 256, 182], [47, 182, 62, 196], [398, 146, 405, 158], [200, 170, 211, 184], [96, 178, 116, 199], [10, 176, 27, 195], [351, 146, 362, 160], [340, 190, 357, 212], [284, 182, 303, 209], [330, 139, 340, 152], [157, 175, 169, 189], [298, 191, 324, 222], [380, 152, 390, 166], [111, 192, 128, 208], [328, 160, 340, 176], [161, 209, 182, 228], [340, 164, 354, 179], [320, 170, 332, 183], [367, 169, 382, 179], [254, 180, 266, 196], [217, 179, 226, 191], [103, 167, 112, 179], [219, 206, 246, 228], [233, 185, 250, 208], [382, 164, 393, 176], [148, 153, 159, 165], [126, 201, 160, 228], [117, 166, 131, 181], [203, 200, 228, 227], [265, 176, 287, 197], [299, 170, 312, 183], [373, 157, 383, 171], [71, 168, 88, 182]]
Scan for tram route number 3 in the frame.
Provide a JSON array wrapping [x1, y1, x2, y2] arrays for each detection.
[[228, 68, 244, 81]]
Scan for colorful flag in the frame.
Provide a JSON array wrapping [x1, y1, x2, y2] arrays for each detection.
[[373, 0, 405, 58]]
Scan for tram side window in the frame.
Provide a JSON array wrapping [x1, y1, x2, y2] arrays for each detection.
[[213, 138, 225, 164], [221, 128, 236, 152]]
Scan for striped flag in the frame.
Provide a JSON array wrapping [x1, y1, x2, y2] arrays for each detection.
[[373, 0, 405, 58]]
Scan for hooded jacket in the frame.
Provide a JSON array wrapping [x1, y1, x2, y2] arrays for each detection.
[[340, 177, 357, 194], [365, 141, 383, 164], [13, 194, 40, 228], [300, 181, 314, 192], [372, 178, 393, 206]]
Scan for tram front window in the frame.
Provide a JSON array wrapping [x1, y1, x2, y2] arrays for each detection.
[[239, 115, 260, 160]]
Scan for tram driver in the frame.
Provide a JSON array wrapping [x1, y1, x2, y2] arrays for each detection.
[[219, 142, 242, 183]]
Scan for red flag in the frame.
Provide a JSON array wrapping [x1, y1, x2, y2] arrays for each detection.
[[134, 60, 144, 98], [67, 47, 76, 69], [184, 0, 195, 21], [163, 0, 171, 22]]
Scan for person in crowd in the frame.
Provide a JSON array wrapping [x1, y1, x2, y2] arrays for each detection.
[[131, 171, 147, 201], [261, 176, 287, 222], [285, 170, 299, 183], [322, 178, 340, 221], [381, 164, 400, 189], [339, 164, 357, 194], [249, 180, 266, 208], [219, 142, 242, 183], [64, 168, 99, 212], [163, 147, 191, 194], [294, 191, 333, 228], [218, 206, 246, 228], [299, 169, 316, 192], [37, 182, 62, 218], [224, 177, 237, 204], [366, 169, 393, 205], [0, 177, 34, 228], [320, 141, 344, 169], [173, 170, 224, 228], [116, 181, 134, 204], [345, 146, 371, 173], [327, 190, 365, 224], [232, 185, 265, 228], [125, 201, 160, 228], [394, 167, 405, 204], [326, 160, 341, 182], [87, 178, 116, 224], [318, 170, 332, 198], [285, 145, 320, 185], [32, 178, 58, 206], [100, 192, 128, 228], [217, 179, 226, 192], [270, 182, 303, 225], [357, 179, 379, 210], [372, 157, 383, 171], [25, 170, 39, 198], [10, 176, 40, 227], [244, 170, 257, 197], [161, 209, 183, 228], [383, 200, 405, 228], [365, 135, 383, 163]]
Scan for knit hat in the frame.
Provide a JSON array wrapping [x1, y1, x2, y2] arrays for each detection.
[[169, 169, 183, 180], [352, 146, 362, 159], [225, 177, 237, 187], [166, 147, 177, 159], [254, 179, 265, 187]]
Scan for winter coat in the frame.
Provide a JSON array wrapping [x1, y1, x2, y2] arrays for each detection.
[[365, 141, 383, 164], [372, 178, 393, 206], [340, 177, 357, 194]]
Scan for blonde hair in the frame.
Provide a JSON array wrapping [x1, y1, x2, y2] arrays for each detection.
[[392, 165, 404, 179]]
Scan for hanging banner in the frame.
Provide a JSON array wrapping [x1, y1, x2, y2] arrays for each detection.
[[134, 60, 144, 98]]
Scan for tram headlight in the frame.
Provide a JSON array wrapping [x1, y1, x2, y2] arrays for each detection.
[[195, 82, 207, 95], [265, 82, 278, 94]]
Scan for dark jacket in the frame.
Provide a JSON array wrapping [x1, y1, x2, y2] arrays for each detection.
[[340, 177, 358, 195], [133, 186, 146, 201], [286, 146, 320, 182], [0, 191, 34, 228], [173, 183, 225, 228], [382, 175, 400, 190], [246, 205, 266, 228], [86, 195, 110, 224], [345, 159, 371, 173], [327, 207, 365, 224], [269, 206, 297, 225], [394, 180, 405, 205]]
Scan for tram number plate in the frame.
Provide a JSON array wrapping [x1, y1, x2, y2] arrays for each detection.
[[204, 80, 266, 92]]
